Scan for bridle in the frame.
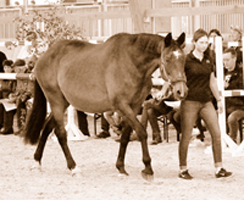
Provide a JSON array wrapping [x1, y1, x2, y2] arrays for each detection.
[[160, 60, 187, 87]]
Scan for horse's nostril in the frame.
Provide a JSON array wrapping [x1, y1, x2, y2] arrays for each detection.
[[177, 90, 181, 95]]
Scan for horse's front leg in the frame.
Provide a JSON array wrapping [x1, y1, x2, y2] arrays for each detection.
[[117, 103, 154, 180], [116, 120, 132, 176]]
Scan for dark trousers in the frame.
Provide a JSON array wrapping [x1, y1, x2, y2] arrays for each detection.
[[0, 104, 15, 132], [16, 99, 26, 130], [0, 104, 3, 128], [227, 109, 244, 143], [141, 99, 173, 140], [77, 110, 90, 136], [179, 100, 222, 167], [101, 113, 110, 132]]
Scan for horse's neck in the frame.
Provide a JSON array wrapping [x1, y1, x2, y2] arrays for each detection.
[[132, 35, 163, 78], [135, 34, 163, 55]]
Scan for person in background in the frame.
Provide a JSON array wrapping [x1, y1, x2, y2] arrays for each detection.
[[76, 110, 90, 137], [229, 25, 243, 64], [230, 25, 242, 44], [0, 51, 7, 73], [223, 48, 244, 143], [26, 60, 35, 73], [140, 83, 174, 145], [96, 113, 111, 138], [0, 59, 16, 135], [12, 59, 31, 134], [208, 29, 224, 52], [177, 28, 232, 179]]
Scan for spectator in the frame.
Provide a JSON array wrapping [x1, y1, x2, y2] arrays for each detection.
[[26, 60, 35, 73], [177, 28, 232, 179], [223, 48, 244, 143], [230, 25, 242, 44], [229, 25, 243, 64], [95, 112, 137, 141], [0, 59, 16, 135], [95, 113, 111, 138], [209, 29, 224, 52], [76, 110, 90, 137], [12, 59, 32, 134], [140, 84, 174, 145], [0, 51, 7, 73]]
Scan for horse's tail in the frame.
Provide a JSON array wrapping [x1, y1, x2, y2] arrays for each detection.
[[24, 79, 47, 145]]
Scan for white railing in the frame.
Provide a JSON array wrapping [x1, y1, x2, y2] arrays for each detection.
[[211, 36, 244, 156], [0, 72, 87, 141]]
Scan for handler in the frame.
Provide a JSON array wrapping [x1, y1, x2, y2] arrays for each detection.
[[178, 29, 232, 179]]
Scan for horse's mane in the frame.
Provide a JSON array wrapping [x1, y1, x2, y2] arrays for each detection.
[[107, 33, 164, 55]]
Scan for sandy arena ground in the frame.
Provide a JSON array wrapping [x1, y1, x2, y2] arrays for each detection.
[[1, 115, 244, 200]]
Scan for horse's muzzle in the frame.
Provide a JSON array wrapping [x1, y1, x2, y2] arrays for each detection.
[[172, 82, 188, 100]]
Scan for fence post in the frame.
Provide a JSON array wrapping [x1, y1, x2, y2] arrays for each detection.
[[215, 36, 238, 153], [192, 0, 200, 31], [128, 0, 145, 33], [153, 0, 171, 35]]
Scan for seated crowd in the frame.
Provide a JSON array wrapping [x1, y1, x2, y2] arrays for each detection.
[[0, 57, 34, 135]]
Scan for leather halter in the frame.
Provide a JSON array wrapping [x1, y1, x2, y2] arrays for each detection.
[[160, 60, 186, 86]]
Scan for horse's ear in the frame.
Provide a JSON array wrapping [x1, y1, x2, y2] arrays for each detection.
[[176, 32, 186, 48], [164, 33, 172, 47]]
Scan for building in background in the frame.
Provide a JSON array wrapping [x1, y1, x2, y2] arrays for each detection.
[[6, 0, 60, 6]]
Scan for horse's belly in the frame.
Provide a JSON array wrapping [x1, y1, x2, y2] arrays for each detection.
[[64, 91, 111, 113]]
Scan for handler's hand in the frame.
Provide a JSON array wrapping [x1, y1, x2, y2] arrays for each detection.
[[217, 101, 223, 114]]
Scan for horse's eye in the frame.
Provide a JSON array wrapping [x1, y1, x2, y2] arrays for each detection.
[[165, 56, 171, 62]]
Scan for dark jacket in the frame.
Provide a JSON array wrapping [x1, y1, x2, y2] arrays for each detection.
[[0, 79, 16, 99], [225, 64, 244, 115]]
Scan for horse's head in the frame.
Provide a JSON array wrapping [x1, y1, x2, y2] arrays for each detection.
[[160, 32, 188, 100]]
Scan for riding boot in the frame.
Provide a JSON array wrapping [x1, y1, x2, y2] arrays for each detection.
[[0, 110, 15, 134], [77, 110, 90, 136]]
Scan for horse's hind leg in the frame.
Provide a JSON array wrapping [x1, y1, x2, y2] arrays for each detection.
[[44, 83, 77, 173], [33, 114, 55, 166], [50, 103, 77, 171]]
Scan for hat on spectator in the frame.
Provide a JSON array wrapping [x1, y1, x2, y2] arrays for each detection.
[[230, 25, 242, 36]]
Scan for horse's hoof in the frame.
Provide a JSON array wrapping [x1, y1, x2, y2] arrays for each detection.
[[71, 166, 82, 177], [141, 171, 154, 182], [118, 172, 129, 177], [30, 160, 42, 171]]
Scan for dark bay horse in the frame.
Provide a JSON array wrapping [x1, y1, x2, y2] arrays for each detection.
[[23, 32, 187, 180]]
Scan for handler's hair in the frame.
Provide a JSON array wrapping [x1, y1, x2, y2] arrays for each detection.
[[192, 28, 208, 42]]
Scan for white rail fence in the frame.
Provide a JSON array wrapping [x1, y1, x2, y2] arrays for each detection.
[[207, 36, 244, 156], [0, 72, 88, 141]]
